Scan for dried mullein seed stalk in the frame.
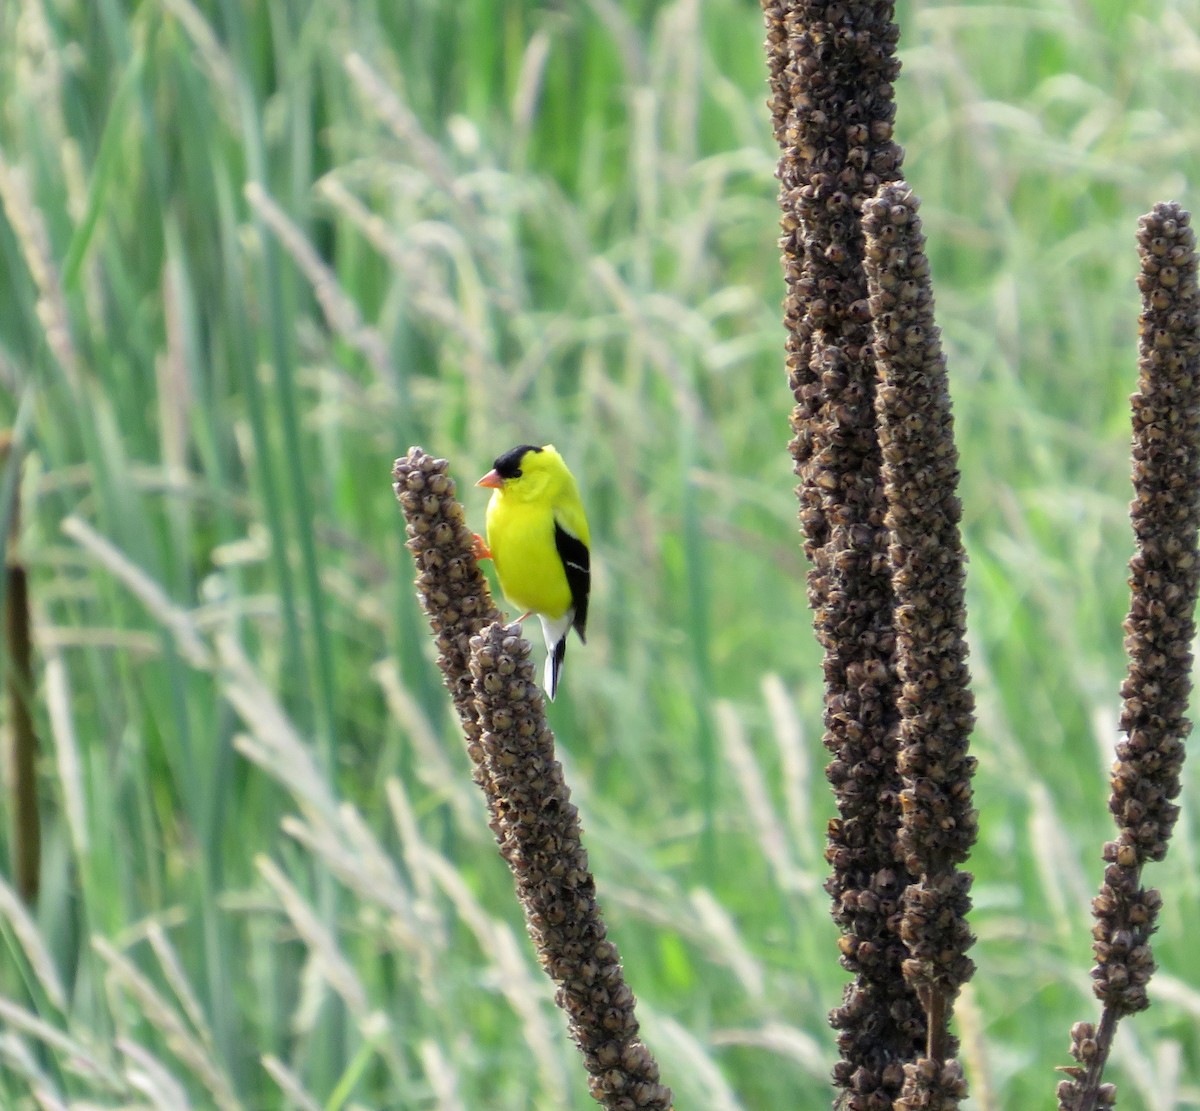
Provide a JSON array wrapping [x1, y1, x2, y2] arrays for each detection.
[[862, 185, 977, 1089], [761, 3, 923, 1102], [392, 447, 506, 824], [778, 0, 905, 554], [470, 623, 672, 1111], [1059, 202, 1200, 1111]]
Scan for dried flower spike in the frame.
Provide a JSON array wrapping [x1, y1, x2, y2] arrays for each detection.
[[761, 4, 923, 1103], [471, 622, 673, 1111], [862, 184, 978, 1058], [1111, 201, 1200, 886], [1059, 202, 1200, 1111], [392, 447, 506, 819]]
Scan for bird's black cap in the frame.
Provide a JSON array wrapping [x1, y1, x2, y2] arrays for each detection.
[[492, 444, 542, 479]]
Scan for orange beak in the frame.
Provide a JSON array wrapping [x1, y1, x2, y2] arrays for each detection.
[[476, 469, 504, 489]]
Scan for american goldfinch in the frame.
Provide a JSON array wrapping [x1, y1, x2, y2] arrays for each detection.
[[475, 444, 590, 700]]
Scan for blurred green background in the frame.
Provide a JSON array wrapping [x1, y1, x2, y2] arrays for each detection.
[[0, 0, 1198, 1107]]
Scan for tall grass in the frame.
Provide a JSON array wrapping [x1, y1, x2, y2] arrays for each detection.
[[0, 0, 1197, 1107]]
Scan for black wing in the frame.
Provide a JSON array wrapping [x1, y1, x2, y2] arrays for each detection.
[[554, 522, 590, 643]]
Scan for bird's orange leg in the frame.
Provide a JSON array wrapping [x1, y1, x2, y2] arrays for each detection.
[[472, 533, 492, 561]]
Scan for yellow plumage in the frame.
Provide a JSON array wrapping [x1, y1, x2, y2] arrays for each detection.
[[476, 444, 591, 700]]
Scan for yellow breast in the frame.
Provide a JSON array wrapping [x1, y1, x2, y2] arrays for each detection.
[[486, 496, 573, 620]]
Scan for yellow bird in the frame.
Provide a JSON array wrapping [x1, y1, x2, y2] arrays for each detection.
[[475, 444, 590, 700]]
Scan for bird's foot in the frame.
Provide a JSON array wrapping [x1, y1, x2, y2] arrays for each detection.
[[472, 533, 492, 561]]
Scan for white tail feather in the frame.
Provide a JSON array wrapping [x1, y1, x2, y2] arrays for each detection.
[[537, 611, 574, 700]]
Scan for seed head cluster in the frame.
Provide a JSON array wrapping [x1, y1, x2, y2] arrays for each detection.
[[1058, 1021, 1117, 1110], [893, 1058, 969, 1111], [1096, 203, 1200, 1017], [392, 447, 503, 802], [761, 3, 926, 1102], [1059, 203, 1200, 1111], [862, 185, 977, 1025], [471, 623, 673, 1111], [773, 0, 905, 540]]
